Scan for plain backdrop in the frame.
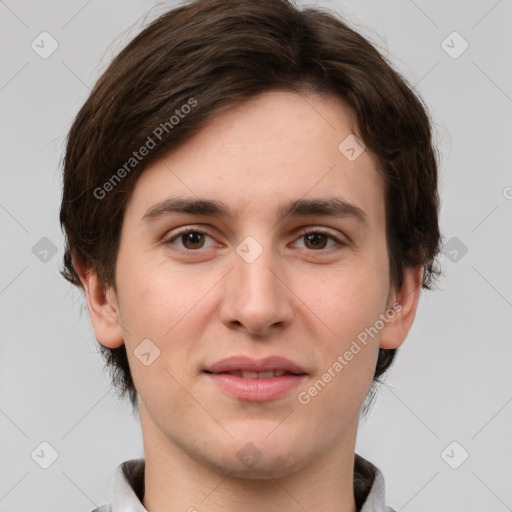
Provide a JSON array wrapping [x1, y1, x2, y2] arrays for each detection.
[[1, 1, 511, 511]]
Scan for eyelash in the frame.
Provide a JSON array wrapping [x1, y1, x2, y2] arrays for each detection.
[[164, 226, 346, 253]]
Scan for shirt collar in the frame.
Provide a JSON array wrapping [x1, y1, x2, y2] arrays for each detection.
[[110, 458, 146, 512], [106, 454, 393, 512]]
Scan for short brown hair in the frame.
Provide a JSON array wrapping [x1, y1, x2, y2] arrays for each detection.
[[60, 0, 442, 414]]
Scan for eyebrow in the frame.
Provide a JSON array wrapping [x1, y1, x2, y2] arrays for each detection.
[[141, 196, 370, 228]]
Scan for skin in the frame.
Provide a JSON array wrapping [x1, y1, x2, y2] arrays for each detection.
[[77, 90, 423, 512]]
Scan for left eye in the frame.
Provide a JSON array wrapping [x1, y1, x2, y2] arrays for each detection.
[[292, 231, 343, 251]]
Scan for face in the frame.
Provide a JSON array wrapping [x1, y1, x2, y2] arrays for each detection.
[[85, 90, 421, 478]]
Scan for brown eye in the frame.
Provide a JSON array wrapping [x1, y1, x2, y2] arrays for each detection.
[[292, 229, 346, 253], [165, 228, 216, 251], [181, 232, 205, 250], [303, 232, 329, 250]]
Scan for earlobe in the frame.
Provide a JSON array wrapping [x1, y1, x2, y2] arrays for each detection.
[[379, 266, 424, 350], [74, 257, 125, 349]]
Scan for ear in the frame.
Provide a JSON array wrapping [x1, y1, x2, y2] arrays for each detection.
[[379, 266, 424, 350], [74, 257, 125, 349]]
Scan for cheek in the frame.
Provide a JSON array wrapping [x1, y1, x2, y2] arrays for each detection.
[[296, 262, 386, 405], [116, 255, 227, 396], [117, 259, 206, 411], [301, 258, 388, 338], [118, 252, 210, 338]]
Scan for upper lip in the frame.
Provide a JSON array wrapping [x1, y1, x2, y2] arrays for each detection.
[[205, 356, 307, 374]]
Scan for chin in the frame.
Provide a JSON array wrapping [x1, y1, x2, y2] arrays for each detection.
[[205, 435, 312, 480], [218, 452, 307, 481]]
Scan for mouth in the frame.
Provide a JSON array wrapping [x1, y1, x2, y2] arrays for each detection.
[[204, 355, 308, 375], [203, 356, 308, 401], [204, 369, 302, 379]]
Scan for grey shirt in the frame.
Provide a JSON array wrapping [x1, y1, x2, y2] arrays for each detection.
[[91, 454, 396, 512]]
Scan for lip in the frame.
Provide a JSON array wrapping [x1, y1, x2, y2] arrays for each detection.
[[204, 356, 308, 402], [205, 355, 307, 374]]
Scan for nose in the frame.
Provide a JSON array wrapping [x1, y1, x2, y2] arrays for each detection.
[[219, 239, 294, 337]]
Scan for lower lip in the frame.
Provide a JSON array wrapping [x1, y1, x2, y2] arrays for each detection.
[[205, 373, 307, 401]]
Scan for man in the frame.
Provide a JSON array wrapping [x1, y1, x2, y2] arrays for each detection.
[[60, 0, 442, 510]]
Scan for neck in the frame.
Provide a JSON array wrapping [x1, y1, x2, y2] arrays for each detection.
[[140, 409, 360, 512]]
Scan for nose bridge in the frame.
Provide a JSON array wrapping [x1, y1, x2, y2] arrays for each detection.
[[234, 233, 279, 302], [222, 233, 292, 334]]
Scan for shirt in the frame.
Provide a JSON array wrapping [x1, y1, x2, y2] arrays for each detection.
[[90, 453, 396, 512]]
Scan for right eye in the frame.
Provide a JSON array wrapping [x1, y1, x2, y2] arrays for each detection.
[[164, 227, 217, 251]]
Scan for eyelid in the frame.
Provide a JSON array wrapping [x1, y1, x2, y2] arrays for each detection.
[[294, 225, 345, 240]]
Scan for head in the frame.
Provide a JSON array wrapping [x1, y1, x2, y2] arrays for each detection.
[[60, 0, 441, 477]]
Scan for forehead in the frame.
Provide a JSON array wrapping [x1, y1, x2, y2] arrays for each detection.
[[125, 90, 385, 228]]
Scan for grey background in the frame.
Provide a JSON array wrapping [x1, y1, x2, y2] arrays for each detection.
[[1, 0, 511, 510]]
